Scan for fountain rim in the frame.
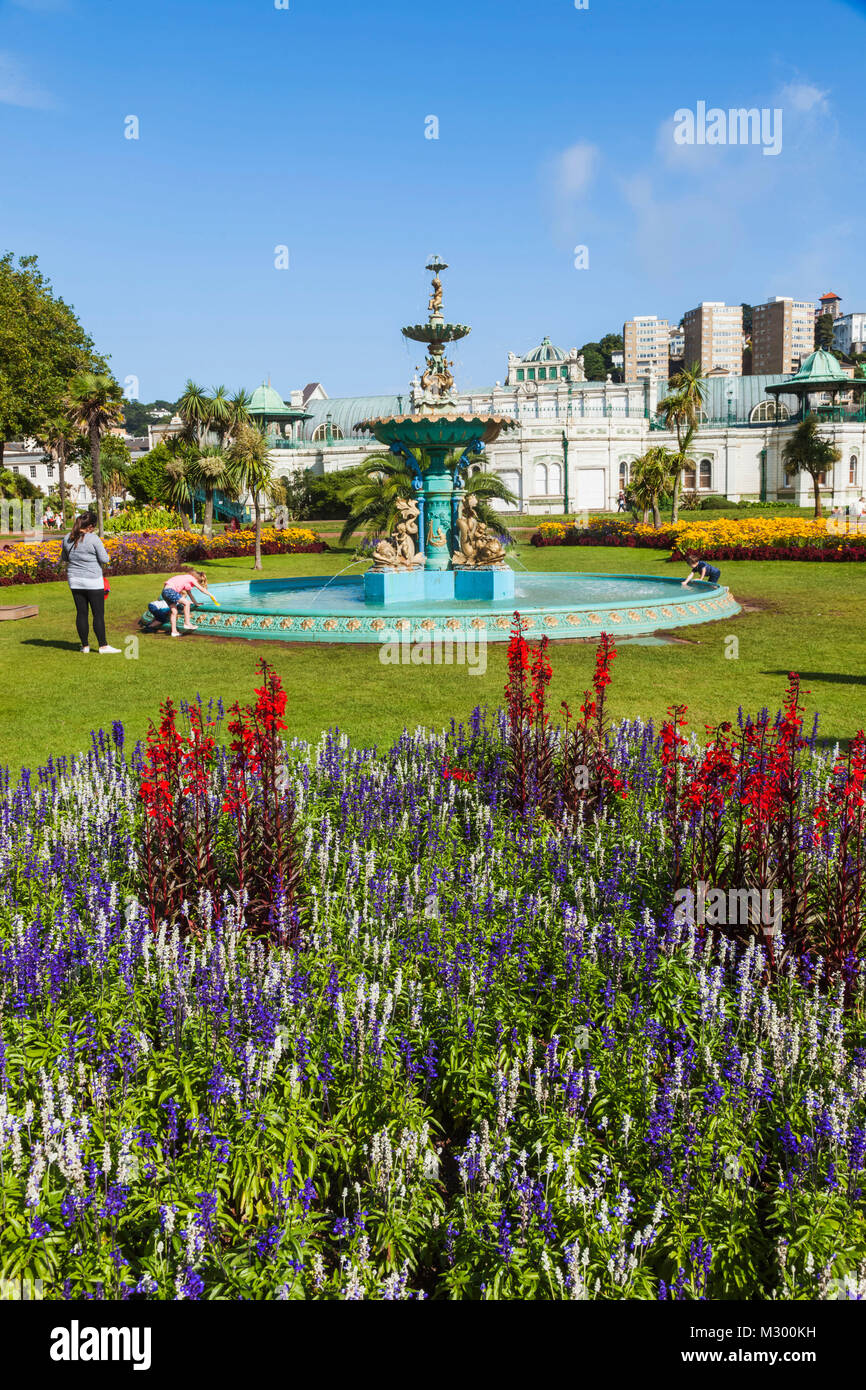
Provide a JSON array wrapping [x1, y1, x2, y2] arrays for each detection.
[[161, 572, 741, 643], [353, 411, 519, 433]]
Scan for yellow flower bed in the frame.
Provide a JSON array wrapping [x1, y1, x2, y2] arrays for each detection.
[[0, 526, 322, 585], [586, 515, 835, 548]]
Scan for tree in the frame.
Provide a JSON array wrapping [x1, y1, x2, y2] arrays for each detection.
[[0, 252, 105, 471], [629, 447, 674, 529], [598, 333, 624, 381], [656, 361, 705, 522], [67, 371, 125, 534], [38, 417, 88, 516], [164, 452, 194, 531], [127, 442, 172, 506], [177, 380, 212, 446], [88, 434, 132, 506], [781, 416, 842, 518], [227, 423, 276, 569], [336, 451, 517, 549], [0, 469, 43, 501], [188, 445, 234, 538], [740, 303, 753, 335], [815, 314, 835, 352], [121, 398, 178, 436], [578, 343, 607, 381]]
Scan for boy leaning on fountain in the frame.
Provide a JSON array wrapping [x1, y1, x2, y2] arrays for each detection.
[[682, 550, 722, 588]]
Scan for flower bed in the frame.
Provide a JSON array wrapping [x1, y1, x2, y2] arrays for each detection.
[[0, 644, 864, 1300], [0, 526, 328, 586], [532, 516, 866, 561]]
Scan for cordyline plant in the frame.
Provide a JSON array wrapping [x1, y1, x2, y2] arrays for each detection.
[[138, 660, 303, 946]]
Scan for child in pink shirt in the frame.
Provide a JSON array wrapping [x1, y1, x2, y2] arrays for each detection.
[[161, 569, 214, 636]]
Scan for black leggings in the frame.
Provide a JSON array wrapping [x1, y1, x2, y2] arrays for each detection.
[[73, 590, 107, 648]]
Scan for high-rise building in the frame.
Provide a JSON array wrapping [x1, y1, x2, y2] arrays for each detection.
[[682, 302, 743, 374], [751, 297, 815, 374], [623, 315, 669, 381]]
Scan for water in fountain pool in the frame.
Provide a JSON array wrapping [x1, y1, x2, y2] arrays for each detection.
[[204, 572, 718, 617]]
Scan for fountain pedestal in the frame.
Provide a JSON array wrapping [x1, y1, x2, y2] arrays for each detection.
[[363, 567, 514, 605], [454, 568, 514, 601]]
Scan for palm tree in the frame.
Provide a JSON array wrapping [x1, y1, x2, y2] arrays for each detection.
[[177, 380, 212, 447], [66, 371, 125, 535], [629, 446, 674, 529], [227, 423, 275, 569], [228, 388, 253, 438], [38, 418, 78, 521], [337, 449, 518, 548], [782, 416, 842, 518], [657, 362, 705, 522], [188, 445, 234, 538], [207, 385, 234, 445], [164, 454, 193, 530]]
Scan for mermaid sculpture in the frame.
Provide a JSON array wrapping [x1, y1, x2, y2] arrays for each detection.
[[372, 497, 425, 570], [451, 494, 507, 568]]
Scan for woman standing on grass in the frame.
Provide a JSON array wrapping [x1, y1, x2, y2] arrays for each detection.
[[60, 512, 120, 654]]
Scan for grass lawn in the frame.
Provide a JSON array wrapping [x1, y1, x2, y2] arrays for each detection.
[[1, 544, 864, 772]]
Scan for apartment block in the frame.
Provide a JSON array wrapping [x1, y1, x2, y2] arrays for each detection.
[[682, 301, 743, 374], [751, 297, 815, 374], [623, 315, 670, 381], [833, 312, 866, 357]]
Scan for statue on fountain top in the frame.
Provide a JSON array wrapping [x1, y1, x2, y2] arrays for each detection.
[[452, 494, 508, 568]]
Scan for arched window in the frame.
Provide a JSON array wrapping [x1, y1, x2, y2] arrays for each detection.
[[548, 462, 562, 494], [699, 458, 712, 489], [534, 463, 548, 493], [683, 463, 697, 490], [312, 423, 344, 442], [618, 460, 629, 485], [749, 400, 790, 423], [850, 454, 858, 485]]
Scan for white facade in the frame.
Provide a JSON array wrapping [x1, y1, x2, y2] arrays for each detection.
[[265, 367, 866, 517], [834, 312, 866, 357]]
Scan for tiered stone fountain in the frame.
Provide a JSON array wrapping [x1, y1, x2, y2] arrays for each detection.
[[153, 259, 740, 643], [358, 256, 517, 604]]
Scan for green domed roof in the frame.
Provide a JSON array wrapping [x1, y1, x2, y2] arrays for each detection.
[[523, 336, 566, 364], [248, 383, 296, 417]]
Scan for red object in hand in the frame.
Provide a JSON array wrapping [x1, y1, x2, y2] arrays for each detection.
[[104, 579, 111, 594]]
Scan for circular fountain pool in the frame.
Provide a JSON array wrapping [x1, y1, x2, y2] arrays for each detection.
[[175, 572, 739, 643]]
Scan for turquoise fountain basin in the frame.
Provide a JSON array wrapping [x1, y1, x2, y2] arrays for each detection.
[[173, 573, 739, 643]]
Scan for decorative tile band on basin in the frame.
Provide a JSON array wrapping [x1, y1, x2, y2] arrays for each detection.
[[145, 573, 741, 644]]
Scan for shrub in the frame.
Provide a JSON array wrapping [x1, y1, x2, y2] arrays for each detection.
[[699, 495, 730, 510]]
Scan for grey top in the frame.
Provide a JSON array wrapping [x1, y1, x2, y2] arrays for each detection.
[[61, 531, 110, 589]]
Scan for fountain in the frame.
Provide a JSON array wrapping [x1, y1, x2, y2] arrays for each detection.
[[159, 260, 740, 642]]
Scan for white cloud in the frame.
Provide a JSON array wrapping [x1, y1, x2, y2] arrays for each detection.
[[0, 51, 53, 108], [552, 141, 598, 200], [781, 81, 829, 113]]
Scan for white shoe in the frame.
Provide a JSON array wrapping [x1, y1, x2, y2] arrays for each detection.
[[185, 625, 198, 632], [80, 645, 90, 654], [98, 645, 121, 655]]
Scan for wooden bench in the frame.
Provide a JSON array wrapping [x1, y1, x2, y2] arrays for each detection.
[[0, 605, 38, 621]]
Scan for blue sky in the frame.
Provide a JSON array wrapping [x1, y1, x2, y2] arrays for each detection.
[[2, 0, 865, 401]]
